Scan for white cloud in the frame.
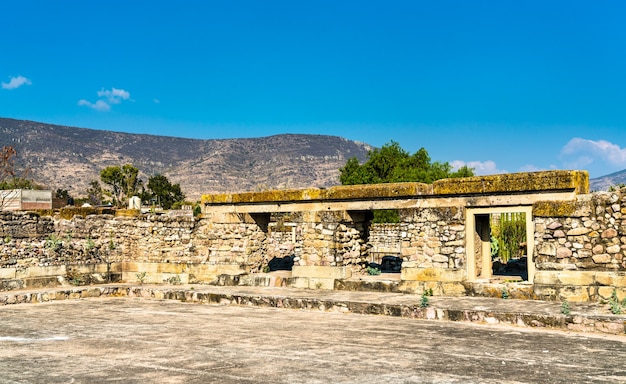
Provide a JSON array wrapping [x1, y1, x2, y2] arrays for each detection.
[[97, 87, 131, 104], [2, 75, 32, 90], [78, 87, 131, 111], [77, 99, 111, 112], [561, 138, 626, 169], [451, 160, 507, 175]]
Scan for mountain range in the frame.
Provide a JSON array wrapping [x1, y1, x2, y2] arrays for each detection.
[[589, 169, 626, 192], [1, 117, 620, 199], [0, 118, 371, 200]]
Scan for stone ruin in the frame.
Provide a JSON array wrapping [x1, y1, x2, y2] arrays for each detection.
[[0, 170, 624, 303]]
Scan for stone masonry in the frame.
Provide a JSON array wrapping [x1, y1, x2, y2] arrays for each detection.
[[0, 170, 624, 303]]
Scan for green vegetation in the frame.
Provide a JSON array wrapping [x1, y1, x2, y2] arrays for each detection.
[[561, 300, 571, 315], [100, 164, 142, 207], [420, 288, 433, 308], [608, 183, 626, 192], [491, 212, 526, 264], [97, 165, 186, 210], [420, 293, 430, 308], [608, 289, 626, 314], [143, 174, 185, 210], [136, 271, 147, 284], [367, 266, 381, 275], [45, 234, 63, 252], [339, 141, 473, 185], [339, 141, 473, 222]]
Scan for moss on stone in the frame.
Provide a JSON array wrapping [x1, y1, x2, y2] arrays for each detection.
[[533, 201, 578, 217], [433, 170, 589, 195], [201, 170, 589, 205], [202, 183, 432, 205], [115, 209, 141, 217]]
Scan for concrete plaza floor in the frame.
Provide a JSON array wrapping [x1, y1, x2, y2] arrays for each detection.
[[0, 284, 626, 384], [1, 294, 625, 383]]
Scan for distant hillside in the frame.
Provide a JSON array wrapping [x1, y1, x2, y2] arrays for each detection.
[[590, 169, 626, 192], [0, 118, 372, 200]]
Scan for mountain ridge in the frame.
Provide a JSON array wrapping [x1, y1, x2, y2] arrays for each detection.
[[0, 117, 372, 200], [589, 168, 626, 192]]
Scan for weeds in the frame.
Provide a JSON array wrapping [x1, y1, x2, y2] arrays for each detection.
[[85, 237, 95, 251], [608, 289, 626, 315], [136, 271, 147, 284], [367, 266, 381, 276], [561, 301, 571, 315], [45, 234, 63, 252]]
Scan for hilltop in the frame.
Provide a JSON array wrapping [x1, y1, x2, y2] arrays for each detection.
[[0, 118, 372, 200]]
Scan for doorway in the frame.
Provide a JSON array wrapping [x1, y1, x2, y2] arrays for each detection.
[[465, 207, 535, 284]]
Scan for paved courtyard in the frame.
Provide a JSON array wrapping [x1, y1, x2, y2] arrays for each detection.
[[0, 297, 624, 383]]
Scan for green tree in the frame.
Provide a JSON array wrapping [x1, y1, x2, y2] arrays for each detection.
[[145, 174, 185, 210], [340, 141, 473, 185], [100, 164, 142, 207], [100, 166, 124, 206], [122, 164, 142, 197], [339, 141, 474, 222]]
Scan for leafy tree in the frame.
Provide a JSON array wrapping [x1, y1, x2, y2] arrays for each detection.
[[340, 141, 473, 185], [100, 166, 124, 206], [121, 164, 142, 197], [339, 141, 474, 222], [100, 164, 142, 207], [145, 174, 185, 210]]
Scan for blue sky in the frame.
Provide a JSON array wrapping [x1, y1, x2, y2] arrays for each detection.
[[1, 1, 625, 178]]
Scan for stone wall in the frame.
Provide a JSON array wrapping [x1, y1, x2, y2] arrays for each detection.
[[1, 170, 625, 303], [533, 191, 626, 301]]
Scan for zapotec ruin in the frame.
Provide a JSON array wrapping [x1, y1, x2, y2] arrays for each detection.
[[1, 170, 625, 304]]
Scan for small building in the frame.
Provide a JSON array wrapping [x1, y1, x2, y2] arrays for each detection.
[[0, 189, 53, 211]]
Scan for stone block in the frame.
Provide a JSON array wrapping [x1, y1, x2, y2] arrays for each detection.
[[598, 286, 616, 300], [559, 286, 590, 302], [533, 271, 560, 285], [592, 254, 612, 264], [308, 278, 335, 290], [156, 263, 187, 274], [292, 265, 351, 279], [16, 265, 66, 279], [0, 268, 16, 279], [122, 261, 158, 274], [70, 264, 109, 274], [557, 271, 595, 286], [440, 282, 467, 296], [397, 280, 421, 293], [401, 267, 464, 282]]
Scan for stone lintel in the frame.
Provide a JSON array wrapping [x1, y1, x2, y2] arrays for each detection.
[[202, 171, 589, 206], [202, 183, 431, 205]]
